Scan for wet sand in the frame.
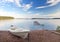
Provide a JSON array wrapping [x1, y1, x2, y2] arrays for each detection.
[[0, 30, 60, 42]]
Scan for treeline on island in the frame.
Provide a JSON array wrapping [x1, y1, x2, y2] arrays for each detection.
[[0, 16, 14, 20]]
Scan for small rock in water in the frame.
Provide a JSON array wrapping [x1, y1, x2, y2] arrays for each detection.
[[34, 21, 40, 25]]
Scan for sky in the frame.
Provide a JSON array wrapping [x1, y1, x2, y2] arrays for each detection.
[[0, 0, 60, 18]]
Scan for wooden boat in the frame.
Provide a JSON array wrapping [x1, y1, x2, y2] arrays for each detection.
[[8, 28, 30, 39]]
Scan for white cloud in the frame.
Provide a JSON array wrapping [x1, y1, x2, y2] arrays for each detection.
[[0, 10, 26, 18], [0, 10, 60, 18], [1, 0, 32, 11], [6, 0, 32, 11], [22, 13, 50, 18], [1, 0, 22, 7], [22, 2, 32, 11], [26, 11, 60, 18], [5, 0, 14, 2], [36, 0, 60, 9], [47, 11, 60, 18], [14, 0, 22, 7]]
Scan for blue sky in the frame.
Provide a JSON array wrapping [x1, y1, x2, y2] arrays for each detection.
[[0, 0, 60, 18]]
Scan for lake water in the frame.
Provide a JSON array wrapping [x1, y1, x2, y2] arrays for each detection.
[[0, 19, 60, 30]]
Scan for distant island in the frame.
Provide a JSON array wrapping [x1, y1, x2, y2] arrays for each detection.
[[13, 17, 60, 20], [0, 16, 14, 20], [32, 18, 60, 19]]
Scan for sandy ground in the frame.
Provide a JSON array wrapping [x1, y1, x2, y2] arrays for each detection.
[[0, 30, 60, 42]]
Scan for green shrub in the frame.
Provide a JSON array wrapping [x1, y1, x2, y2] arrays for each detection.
[[56, 26, 60, 32]]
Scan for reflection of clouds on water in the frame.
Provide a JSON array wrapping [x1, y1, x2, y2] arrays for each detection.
[[48, 19, 60, 30], [31, 20, 56, 30], [0, 19, 60, 30], [48, 19, 60, 26]]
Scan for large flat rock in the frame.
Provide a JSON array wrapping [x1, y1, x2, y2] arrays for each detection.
[[0, 30, 60, 42], [29, 30, 60, 42]]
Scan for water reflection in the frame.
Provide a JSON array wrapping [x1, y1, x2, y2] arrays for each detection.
[[0, 19, 60, 30]]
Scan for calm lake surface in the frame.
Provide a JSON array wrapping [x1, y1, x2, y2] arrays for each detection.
[[0, 19, 60, 30]]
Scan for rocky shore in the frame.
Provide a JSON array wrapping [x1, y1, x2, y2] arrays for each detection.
[[0, 30, 60, 42]]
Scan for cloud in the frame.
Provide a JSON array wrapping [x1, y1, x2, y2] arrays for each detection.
[[47, 11, 60, 18], [14, 0, 22, 7], [26, 11, 60, 18], [22, 13, 51, 18], [5, 0, 14, 2], [22, 2, 32, 11], [0, 10, 60, 18], [1, 0, 22, 7], [0, 10, 26, 18], [6, 0, 32, 11], [1, 0, 32, 11], [9, 0, 33, 11], [36, 0, 60, 9]]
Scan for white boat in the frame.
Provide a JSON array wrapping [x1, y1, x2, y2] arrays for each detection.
[[8, 28, 30, 39]]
